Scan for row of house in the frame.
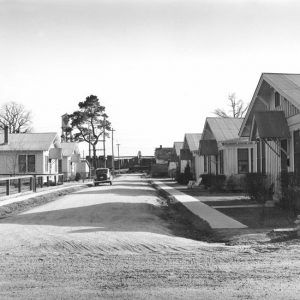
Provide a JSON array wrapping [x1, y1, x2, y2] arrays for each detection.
[[0, 127, 89, 181], [169, 73, 300, 201]]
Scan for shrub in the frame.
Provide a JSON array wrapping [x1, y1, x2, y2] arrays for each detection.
[[75, 172, 81, 181], [176, 172, 191, 185], [280, 171, 299, 215], [244, 173, 271, 203], [200, 174, 226, 191], [225, 175, 237, 191], [225, 174, 246, 192]]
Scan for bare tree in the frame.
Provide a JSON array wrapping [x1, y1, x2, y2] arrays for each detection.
[[213, 93, 248, 118], [0, 101, 32, 133]]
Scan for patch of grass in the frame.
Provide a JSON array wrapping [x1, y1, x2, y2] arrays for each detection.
[[179, 188, 245, 197], [202, 199, 259, 206], [156, 192, 213, 242], [216, 206, 296, 229]]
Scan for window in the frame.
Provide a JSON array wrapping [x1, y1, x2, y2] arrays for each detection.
[[238, 149, 249, 174], [18, 155, 27, 173], [58, 159, 62, 173], [219, 150, 224, 174], [18, 154, 36, 173], [27, 155, 35, 172], [275, 91, 280, 107]]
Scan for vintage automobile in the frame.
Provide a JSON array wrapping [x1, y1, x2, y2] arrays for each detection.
[[94, 168, 112, 186]]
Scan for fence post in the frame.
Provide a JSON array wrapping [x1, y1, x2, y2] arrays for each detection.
[[18, 178, 21, 193], [33, 175, 36, 192], [6, 179, 10, 196], [29, 177, 33, 191]]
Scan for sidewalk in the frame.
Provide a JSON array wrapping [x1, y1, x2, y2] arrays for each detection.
[[0, 181, 92, 208], [152, 180, 247, 229]]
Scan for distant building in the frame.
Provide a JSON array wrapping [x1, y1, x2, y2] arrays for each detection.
[[154, 145, 173, 164], [152, 145, 173, 177]]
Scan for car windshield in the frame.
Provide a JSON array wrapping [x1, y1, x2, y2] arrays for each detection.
[[96, 169, 108, 175]]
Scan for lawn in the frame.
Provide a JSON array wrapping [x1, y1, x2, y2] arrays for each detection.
[[216, 206, 296, 228]]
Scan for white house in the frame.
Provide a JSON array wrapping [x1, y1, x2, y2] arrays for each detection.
[[239, 73, 300, 199], [60, 142, 81, 180], [181, 133, 203, 179], [200, 117, 255, 176], [168, 141, 183, 177], [0, 130, 61, 176]]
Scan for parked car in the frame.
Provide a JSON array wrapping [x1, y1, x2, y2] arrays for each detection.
[[94, 168, 112, 186]]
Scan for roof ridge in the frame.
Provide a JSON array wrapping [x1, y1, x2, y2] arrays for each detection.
[[1, 132, 58, 135], [262, 72, 300, 75]]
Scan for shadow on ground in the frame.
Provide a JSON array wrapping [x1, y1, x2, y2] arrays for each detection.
[[0, 202, 167, 233], [75, 187, 154, 197]]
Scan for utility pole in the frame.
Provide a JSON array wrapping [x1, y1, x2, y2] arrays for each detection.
[[103, 116, 106, 168], [117, 143, 120, 174], [88, 131, 91, 179], [111, 128, 115, 174]]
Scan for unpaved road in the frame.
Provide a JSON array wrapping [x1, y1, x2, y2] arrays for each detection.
[[0, 174, 299, 299]]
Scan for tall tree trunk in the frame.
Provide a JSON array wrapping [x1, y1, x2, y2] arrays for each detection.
[[92, 145, 97, 169]]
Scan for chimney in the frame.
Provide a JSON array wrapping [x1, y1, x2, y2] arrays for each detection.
[[4, 126, 8, 144]]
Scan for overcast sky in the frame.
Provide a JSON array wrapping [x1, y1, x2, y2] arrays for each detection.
[[1, 0, 300, 156]]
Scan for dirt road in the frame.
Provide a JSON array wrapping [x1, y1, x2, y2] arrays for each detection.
[[0, 174, 299, 299]]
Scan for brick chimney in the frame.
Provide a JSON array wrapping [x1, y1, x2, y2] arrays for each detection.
[[4, 126, 8, 144]]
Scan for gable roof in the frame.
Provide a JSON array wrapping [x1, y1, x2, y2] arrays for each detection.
[[173, 141, 183, 156], [239, 73, 300, 137], [0, 132, 60, 151], [61, 142, 80, 156], [204, 117, 243, 142], [263, 73, 300, 109], [184, 133, 202, 152]]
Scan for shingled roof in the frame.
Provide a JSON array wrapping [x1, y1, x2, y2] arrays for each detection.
[[0, 132, 60, 151]]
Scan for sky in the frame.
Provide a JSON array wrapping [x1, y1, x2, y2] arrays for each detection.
[[1, 0, 300, 156]]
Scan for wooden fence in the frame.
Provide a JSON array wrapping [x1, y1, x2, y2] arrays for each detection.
[[0, 174, 64, 197]]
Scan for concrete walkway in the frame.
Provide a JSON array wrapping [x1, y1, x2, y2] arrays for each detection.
[[0, 181, 91, 208], [153, 180, 247, 229]]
